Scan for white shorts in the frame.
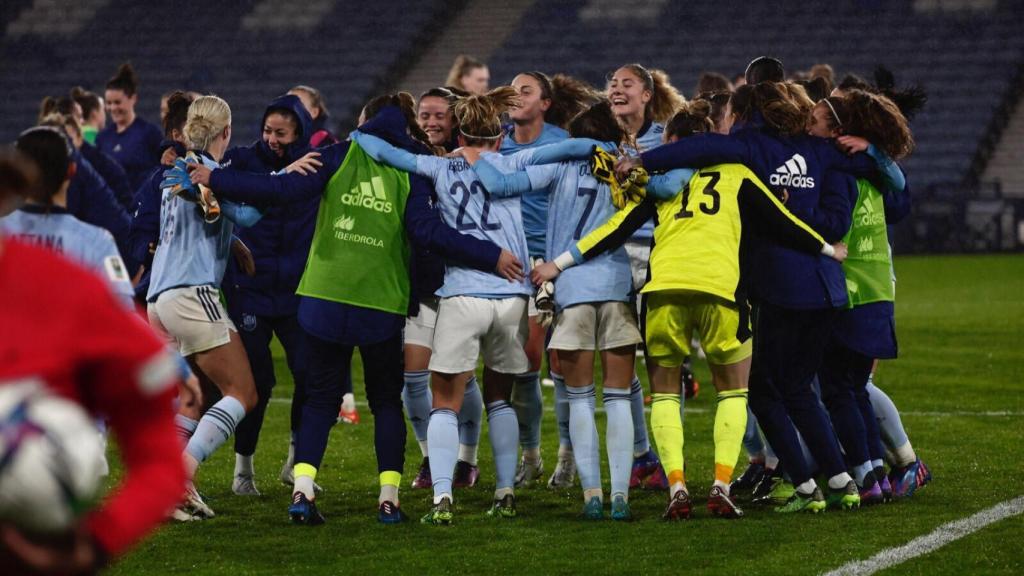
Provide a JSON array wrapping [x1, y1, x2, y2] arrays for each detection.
[[405, 297, 439, 349], [624, 239, 651, 294], [548, 301, 642, 351], [428, 296, 529, 375], [148, 286, 236, 357]]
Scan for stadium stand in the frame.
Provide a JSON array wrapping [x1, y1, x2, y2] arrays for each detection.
[[1, 0, 1022, 252], [486, 0, 1024, 192], [0, 0, 449, 144]]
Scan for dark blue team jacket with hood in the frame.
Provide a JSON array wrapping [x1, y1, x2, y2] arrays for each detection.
[[642, 115, 881, 311], [207, 105, 502, 346], [220, 94, 319, 318]]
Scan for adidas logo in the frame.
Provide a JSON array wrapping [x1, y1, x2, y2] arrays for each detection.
[[856, 235, 874, 253], [340, 176, 393, 213], [855, 198, 886, 227], [769, 154, 815, 189], [333, 215, 355, 231]]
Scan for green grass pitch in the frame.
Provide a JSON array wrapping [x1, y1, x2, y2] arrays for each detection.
[[106, 254, 1023, 575]]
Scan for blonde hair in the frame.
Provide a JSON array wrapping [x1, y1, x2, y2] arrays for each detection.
[[452, 86, 520, 145], [445, 55, 487, 90], [185, 95, 231, 151], [616, 64, 687, 124]]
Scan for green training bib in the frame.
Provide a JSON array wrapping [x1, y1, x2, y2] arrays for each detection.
[[842, 179, 895, 308], [296, 141, 411, 315]]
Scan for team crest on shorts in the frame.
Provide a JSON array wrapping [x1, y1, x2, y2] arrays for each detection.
[[241, 313, 258, 332]]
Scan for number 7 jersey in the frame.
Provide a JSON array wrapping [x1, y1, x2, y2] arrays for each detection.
[[415, 153, 532, 298]]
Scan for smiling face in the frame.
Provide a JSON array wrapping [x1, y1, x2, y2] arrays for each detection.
[[607, 67, 651, 120], [509, 74, 549, 124], [417, 95, 454, 147], [262, 111, 298, 157], [104, 88, 135, 127]]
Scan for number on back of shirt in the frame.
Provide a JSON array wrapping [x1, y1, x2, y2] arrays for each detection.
[[450, 181, 501, 231], [675, 170, 721, 219]]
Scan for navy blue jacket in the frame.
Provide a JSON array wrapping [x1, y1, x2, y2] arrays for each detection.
[[66, 151, 133, 270], [219, 95, 319, 318], [80, 142, 133, 210], [642, 122, 878, 310], [96, 116, 164, 192], [208, 106, 501, 345]]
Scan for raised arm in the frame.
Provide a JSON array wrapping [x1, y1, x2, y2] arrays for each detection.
[[646, 168, 695, 200], [350, 131, 422, 174], [524, 138, 612, 165], [639, 133, 751, 173], [472, 156, 533, 198]]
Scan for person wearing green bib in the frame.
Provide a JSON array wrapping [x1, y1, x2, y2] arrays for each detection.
[[176, 93, 523, 525], [808, 88, 920, 504]]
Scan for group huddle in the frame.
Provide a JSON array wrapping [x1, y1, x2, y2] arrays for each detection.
[[4, 55, 932, 530]]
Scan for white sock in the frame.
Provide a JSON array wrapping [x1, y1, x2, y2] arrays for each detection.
[[294, 475, 315, 500], [234, 453, 254, 477], [379, 484, 399, 505], [892, 441, 917, 468], [458, 444, 478, 465], [713, 479, 730, 492], [583, 488, 603, 502], [418, 440, 429, 458], [433, 492, 452, 505], [671, 481, 687, 497], [852, 461, 874, 486], [828, 472, 853, 490], [522, 446, 541, 466], [557, 444, 574, 461], [796, 479, 817, 494], [494, 486, 514, 500]]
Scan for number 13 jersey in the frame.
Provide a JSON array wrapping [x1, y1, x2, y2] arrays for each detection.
[[577, 163, 827, 304]]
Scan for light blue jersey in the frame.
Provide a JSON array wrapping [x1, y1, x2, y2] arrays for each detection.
[[500, 122, 569, 258], [620, 121, 665, 241], [0, 206, 134, 304], [147, 154, 262, 302], [513, 150, 632, 310], [351, 131, 531, 299]]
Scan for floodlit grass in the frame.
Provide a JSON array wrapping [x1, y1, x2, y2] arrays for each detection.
[[106, 254, 1024, 575]]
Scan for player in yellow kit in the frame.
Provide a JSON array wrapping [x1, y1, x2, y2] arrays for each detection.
[[533, 100, 847, 520]]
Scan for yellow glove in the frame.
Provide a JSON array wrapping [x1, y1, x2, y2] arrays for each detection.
[[590, 146, 630, 209], [623, 167, 649, 205]]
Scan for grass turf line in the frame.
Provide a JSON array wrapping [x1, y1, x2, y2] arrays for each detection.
[[104, 254, 1024, 575]]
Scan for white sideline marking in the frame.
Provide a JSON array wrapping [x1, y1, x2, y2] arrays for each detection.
[[821, 496, 1024, 576], [268, 398, 1022, 417]]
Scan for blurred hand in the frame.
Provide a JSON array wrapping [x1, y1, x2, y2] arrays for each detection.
[[614, 155, 642, 181], [231, 238, 256, 276], [831, 242, 848, 262], [160, 146, 179, 167], [188, 163, 212, 187], [285, 152, 322, 175], [836, 135, 869, 155], [0, 523, 100, 575], [495, 249, 524, 282], [530, 261, 561, 286]]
